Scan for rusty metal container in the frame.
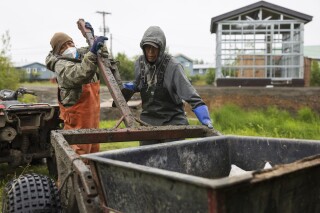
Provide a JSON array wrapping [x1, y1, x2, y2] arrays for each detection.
[[84, 135, 320, 213]]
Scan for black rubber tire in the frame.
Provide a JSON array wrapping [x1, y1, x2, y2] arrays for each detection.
[[2, 173, 61, 213]]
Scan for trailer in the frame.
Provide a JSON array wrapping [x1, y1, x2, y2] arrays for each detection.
[[81, 135, 320, 213]]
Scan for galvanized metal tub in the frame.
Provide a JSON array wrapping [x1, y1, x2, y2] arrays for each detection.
[[83, 135, 320, 213]]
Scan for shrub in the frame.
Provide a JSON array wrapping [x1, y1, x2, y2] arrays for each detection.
[[0, 31, 20, 90], [190, 74, 200, 83], [310, 60, 320, 86], [205, 68, 215, 85]]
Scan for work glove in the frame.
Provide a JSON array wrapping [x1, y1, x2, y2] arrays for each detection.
[[111, 82, 136, 107], [111, 87, 136, 107], [85, 22, 94, 37], [123, 82, 136, 91], [193, 105, 213, 129], [90, 36, 108, 55]]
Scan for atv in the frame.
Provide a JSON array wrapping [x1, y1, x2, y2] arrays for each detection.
[[0, 87, 62, 175]]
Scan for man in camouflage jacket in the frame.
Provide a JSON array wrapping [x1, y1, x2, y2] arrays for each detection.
[[45, 25, 107, 155]]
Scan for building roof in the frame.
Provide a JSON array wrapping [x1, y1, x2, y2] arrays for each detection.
[[174, 54, 193, 62], [210, 0, 313, 33], [14, 61, 46, 68]]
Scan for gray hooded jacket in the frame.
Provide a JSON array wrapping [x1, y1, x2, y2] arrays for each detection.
[[133, 26, 205, 126]]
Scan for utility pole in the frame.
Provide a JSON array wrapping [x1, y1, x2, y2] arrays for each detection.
[[96, 11, 112, 54]]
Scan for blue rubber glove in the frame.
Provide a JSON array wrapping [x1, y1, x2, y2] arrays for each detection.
[[123, 82, 136, 91], [85, 22, 94, 36], [90, 36, 108, 55], [193, 105, 213, 129]]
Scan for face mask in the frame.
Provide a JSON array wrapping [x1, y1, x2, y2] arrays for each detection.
[[62, 47, 79, 59]]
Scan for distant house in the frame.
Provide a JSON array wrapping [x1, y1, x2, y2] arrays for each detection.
[[174, 54, 194, 75], [193, 63, 215, 76], [210, 1, 313, 87], [15, 62, 55, 81]]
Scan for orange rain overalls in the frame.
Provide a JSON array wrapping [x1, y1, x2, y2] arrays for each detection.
[[58, 81, 100, 155]]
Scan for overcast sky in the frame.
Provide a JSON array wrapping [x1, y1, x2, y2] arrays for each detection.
[[0, 0, 319, 65]]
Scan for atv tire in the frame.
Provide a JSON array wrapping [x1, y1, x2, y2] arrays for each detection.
[[2, 173, 61, 213]]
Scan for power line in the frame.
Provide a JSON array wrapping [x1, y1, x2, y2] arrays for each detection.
[[96, 11, 112, 55]]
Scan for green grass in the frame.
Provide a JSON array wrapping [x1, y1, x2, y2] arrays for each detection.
[[99, 120, 139, 150], [1, 105, 320, 208], [211, 105, 320, 140]]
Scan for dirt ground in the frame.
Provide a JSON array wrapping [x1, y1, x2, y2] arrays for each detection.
[[23, 84, 141, 120], [23, 84, 320, 120], [22, 84, 113, 105], [195, 86, 320, 115]]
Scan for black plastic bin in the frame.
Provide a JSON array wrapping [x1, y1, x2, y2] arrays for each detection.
[[84, 135, 320, 213]]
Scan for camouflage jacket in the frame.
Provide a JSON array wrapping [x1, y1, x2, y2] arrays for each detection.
[[46, 47, 100, 106]]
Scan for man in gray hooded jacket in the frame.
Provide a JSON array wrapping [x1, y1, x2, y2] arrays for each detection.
[[125, 26, 213, 144]]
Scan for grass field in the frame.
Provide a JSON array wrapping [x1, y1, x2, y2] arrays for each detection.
[[1, 105, 319, 209]]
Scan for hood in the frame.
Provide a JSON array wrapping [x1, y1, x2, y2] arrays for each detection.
[[140, 26, 166, 64]]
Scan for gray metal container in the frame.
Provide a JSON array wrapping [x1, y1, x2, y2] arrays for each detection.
[[84, 135, 320, 213]]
